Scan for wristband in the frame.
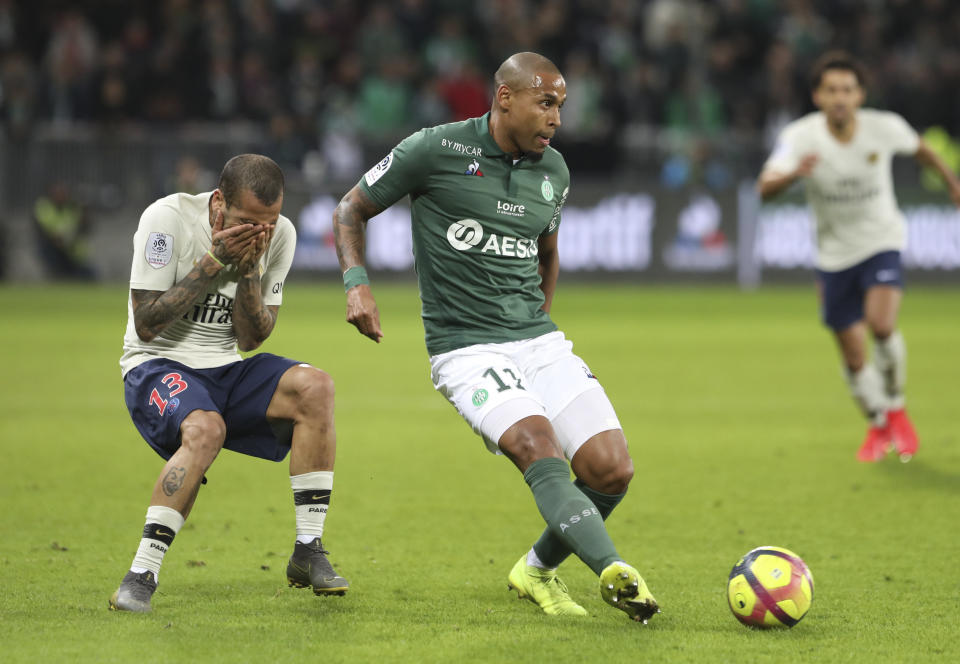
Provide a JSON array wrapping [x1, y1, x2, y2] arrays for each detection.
[[343, 265, 370, 291], [206, 249, 225, 268]]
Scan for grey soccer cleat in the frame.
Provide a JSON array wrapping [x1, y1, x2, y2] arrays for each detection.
[[109, 570, 158, 612], [286, 538, 349, 596]]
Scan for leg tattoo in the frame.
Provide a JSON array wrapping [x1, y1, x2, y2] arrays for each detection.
[[162, 467, 187, 496]]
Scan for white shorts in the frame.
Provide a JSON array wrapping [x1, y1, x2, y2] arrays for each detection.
[[430, 330, 622, 458]]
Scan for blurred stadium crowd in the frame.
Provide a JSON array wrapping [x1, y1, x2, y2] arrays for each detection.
[[2, 0, 960, 177]]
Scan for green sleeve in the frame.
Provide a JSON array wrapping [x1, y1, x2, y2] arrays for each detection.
[[543, 180, 569, 236], [358, 129, 431, 209]]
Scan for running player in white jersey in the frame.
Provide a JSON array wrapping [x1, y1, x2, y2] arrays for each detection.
[[110, 155, 348, 612], [758, 51, 960, 462]]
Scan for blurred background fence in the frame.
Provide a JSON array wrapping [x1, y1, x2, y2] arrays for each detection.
[[2, 0, 960, 285]]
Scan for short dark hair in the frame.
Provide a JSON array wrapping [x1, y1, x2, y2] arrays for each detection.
[[809, 50, 866, 91], [217, 154, 284, 207]]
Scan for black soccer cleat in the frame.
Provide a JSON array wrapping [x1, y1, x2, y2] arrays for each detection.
[[286, 538, 349, 596]]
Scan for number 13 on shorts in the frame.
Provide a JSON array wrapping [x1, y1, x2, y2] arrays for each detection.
[[148, 372, 188, 416]]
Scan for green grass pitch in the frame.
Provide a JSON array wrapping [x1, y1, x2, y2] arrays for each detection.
[[1, 282, 958, 663]]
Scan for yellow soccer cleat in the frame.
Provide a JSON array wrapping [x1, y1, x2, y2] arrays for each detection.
[[507, 556, 588, 616], [599, 561, 659, 623]]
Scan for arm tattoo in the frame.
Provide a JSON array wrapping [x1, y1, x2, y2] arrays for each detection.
[[132, 259, 220, 341], [333, 187, 384, 270], [232, 273, 277, 350], [161, 466, 187, 496]]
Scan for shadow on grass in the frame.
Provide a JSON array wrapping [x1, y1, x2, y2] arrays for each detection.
[[877, 457, 960, 493]]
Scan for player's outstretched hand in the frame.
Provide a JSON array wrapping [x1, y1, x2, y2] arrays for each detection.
[[209, 209, 263, 266], [346, 284, 383, 343]]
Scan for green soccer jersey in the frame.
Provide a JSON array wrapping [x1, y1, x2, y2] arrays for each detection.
[[358, 113, 570, 355]]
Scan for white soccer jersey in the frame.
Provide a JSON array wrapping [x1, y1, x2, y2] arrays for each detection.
[[763, 108, 919, 271], [119, 191, 296, 376]]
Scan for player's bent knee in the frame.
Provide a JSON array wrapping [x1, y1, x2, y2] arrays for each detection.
[[573, 434, 634, 494], [604, 458, 634, 494], [179, 410, 226, 463], [586, 456, 634, 494], [287, 366, 335, 414], [499, 416, 564, 469], [296, 367, 335, 415]]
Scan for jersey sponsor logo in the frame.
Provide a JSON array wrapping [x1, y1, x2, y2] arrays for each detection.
[[446, 219, 539, 258], [184, 292, 234, 324], [464, 159, 483, 176], [364, 152, 393, 187], [145, 232, 174, 268], [481, 234, 538, 258], [813, 178, 880, 204], [441, 138, 482, 156], [496, 200, 525, 217], [447, 219, 484, 250]]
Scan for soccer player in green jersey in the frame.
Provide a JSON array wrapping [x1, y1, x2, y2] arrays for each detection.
[[331, 52, 658, 622]]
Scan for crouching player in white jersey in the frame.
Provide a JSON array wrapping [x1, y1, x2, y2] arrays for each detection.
[[758, 51, 960, 462], [110, 155, 348, 612]]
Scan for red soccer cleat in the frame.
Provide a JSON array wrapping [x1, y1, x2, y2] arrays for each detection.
[[857, 424, 891, 462], [887, 408, 918, 462]]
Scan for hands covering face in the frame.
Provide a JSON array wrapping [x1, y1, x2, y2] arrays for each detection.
[[210, 207, 275, 277]]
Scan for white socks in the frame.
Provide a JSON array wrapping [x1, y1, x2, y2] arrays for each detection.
[[526, 547, 554, 571], [873, 331, 906, 410], [846, 364, 887, 426], [130, 505, 185, 580], [291, 471, 333, 544], [846, 330, 908, 424]]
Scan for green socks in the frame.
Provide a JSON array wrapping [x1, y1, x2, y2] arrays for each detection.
[[522, 458, 621, 575], [532, 478, 625, 568]]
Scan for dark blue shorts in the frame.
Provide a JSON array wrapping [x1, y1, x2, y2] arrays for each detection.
[[816, 251, 904, 331], [124, 353, 299, 462]]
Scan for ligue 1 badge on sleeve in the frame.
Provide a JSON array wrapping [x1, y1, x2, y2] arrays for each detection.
[[146, 232, 174, 268]]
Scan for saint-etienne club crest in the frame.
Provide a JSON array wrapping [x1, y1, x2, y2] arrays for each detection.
[[541, 176, 554, 201]]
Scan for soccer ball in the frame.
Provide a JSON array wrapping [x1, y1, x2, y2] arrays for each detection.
[[727, 546, 814, 628]]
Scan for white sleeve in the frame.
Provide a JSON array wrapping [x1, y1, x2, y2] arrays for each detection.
[[762, 124, 802, 176], [883, 112, 920, 155], [129, 203, 182, 291], [262, 216, 296, 306]]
